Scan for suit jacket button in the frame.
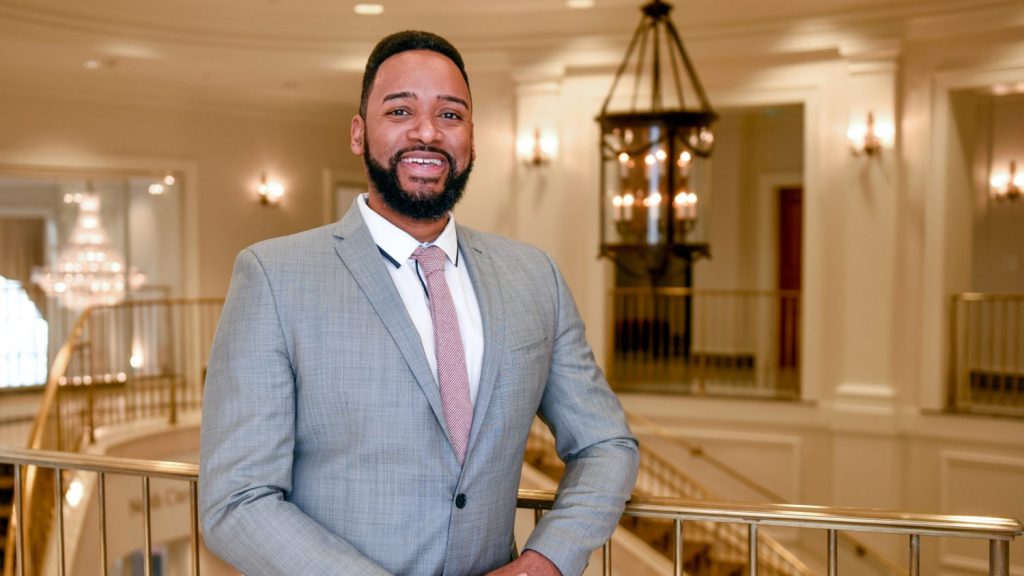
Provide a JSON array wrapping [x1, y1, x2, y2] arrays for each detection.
[[455, 494, 467, 509]]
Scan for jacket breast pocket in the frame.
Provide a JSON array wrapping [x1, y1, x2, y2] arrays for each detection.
[[498, 334, 551, 410]]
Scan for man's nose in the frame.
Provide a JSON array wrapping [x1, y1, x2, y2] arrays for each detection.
[[408, 116, 441, 144]]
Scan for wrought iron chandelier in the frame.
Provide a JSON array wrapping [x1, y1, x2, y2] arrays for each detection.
[[32, 192, 145, 311], [598, 0, 716, 281]]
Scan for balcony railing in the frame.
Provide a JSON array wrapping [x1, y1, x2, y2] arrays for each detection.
[[2, 299, 222, 576], [1, 447, 1020, 576], [609, 288, 800, 399], [949, 293, 1024, 417]]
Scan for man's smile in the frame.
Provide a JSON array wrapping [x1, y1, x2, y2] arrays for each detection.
[[399, 151, 450, 179]]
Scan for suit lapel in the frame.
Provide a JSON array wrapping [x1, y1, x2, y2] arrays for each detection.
[[457, 226, 506, 461], [331, 205, 448, 438]]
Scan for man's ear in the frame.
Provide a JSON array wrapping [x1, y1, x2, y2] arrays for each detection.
[[350, 114, 365, 155]]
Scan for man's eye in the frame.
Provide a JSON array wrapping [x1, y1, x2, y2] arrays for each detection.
[[440, 112, 462, 120], [387, 109, 410, 116]]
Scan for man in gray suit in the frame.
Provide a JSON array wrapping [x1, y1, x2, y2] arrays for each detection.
[[200, 30, 639, 576]]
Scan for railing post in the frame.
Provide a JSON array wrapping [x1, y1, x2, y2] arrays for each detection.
[[55, 468, 65, 576], [169, 374, 178, 425], [86, 383, 96, 445], [13, 464, 24, 576], [990, 539, 1009, 576], [99, 472, 108, 576], [828, 529, 837, 576], [673, 517, 684, 576], [190, 481, 201, 576], [603, 540, 611, 576], [909, 534, 920, 576], [143, 476, 153, 576], [749, 524, 758, 576]]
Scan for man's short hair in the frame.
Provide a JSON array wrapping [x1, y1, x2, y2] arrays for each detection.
[[359, 30, 470, 118]]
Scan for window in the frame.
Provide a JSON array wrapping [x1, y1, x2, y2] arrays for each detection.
[[0, 275, 48, 388]]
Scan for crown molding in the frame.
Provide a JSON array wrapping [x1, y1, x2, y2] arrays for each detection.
[[0, 82, 352, 125]]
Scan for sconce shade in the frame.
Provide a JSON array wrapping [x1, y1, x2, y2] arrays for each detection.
[[518, 128, 557, 166], [847, 112, 891, 157], [597, 0, 716, 281], [258, 172, 285, 205]]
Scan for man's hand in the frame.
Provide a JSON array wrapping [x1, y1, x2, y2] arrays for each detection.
[[484, 550, 561, 576]]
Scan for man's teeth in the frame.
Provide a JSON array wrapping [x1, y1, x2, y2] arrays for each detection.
[[403, 157, 444, 165]]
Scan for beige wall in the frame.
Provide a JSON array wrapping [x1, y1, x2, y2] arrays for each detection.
[[0, 91, 358, 297]]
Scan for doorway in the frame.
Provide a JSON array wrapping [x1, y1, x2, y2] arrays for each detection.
[[777, 186, 802, 370]]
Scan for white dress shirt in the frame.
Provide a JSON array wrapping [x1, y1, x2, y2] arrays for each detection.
[[357, 194, 484, 405]]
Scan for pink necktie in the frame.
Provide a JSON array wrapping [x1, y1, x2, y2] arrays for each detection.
[[412, 245, 472, 464]]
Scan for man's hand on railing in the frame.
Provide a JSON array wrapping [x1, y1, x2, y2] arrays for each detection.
[[484, 550, 561, 576]]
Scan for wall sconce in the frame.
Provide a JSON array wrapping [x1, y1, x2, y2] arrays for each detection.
[[847, 112, 894, 157], [990, 160, 1022, 202], [516, 128, 558, 166], [258, 172, 285, 205]]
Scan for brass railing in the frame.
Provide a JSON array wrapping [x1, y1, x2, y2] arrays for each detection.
[[1, 447, 1020, 576], [608, 288, 800, 399], [528, 419, 810, 576], [949, 293, 1024, 417], [627, 411, 907, 575], [2, 299, 223, 576]]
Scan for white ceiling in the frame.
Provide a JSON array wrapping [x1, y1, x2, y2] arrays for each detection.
[[0, 0, 1018, 115]]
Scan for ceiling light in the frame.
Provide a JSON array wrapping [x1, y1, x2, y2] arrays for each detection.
[[354, 4, 384, 15], [597, 0, 717, 279], [567, 0, 595, 8]]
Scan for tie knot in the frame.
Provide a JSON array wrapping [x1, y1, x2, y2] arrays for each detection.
[[412, 245, 447, 276]]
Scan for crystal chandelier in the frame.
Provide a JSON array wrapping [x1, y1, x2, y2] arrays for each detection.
[[598, 0, 716, 282], [32, 193, 144, 311]]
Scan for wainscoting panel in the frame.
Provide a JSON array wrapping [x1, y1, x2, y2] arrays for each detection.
[[938, 450, 1024, 575]]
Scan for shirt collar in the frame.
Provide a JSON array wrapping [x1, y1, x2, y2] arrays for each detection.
[[357, 193, 459, 268]]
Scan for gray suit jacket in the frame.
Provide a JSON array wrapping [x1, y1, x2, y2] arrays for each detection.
[[200, 202, 639, 576]]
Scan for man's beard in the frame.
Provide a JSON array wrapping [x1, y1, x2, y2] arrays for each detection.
[[364, 143, 473, 221]]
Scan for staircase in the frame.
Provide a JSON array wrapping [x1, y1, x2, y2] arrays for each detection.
[[0, 464, 13, 570], [525, 420, 810, 576]]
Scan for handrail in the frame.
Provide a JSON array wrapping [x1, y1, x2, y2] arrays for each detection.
[[26, 308, 92, 451], [1, 447, 1020, 576], [3, 298, 224, 576], [528, 419, 812, 575], [627, 410, 907, 575], [612, 287, 802, 298], [2, 308, 92, 576], [519, 489, 1023, 540]]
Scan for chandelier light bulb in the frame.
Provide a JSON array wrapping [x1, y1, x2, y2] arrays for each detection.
[[32, 193, 145, 311]]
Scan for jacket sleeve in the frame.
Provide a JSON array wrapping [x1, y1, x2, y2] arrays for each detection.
[[522, 255, 640, 576], [199, 248, 392, 576]]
